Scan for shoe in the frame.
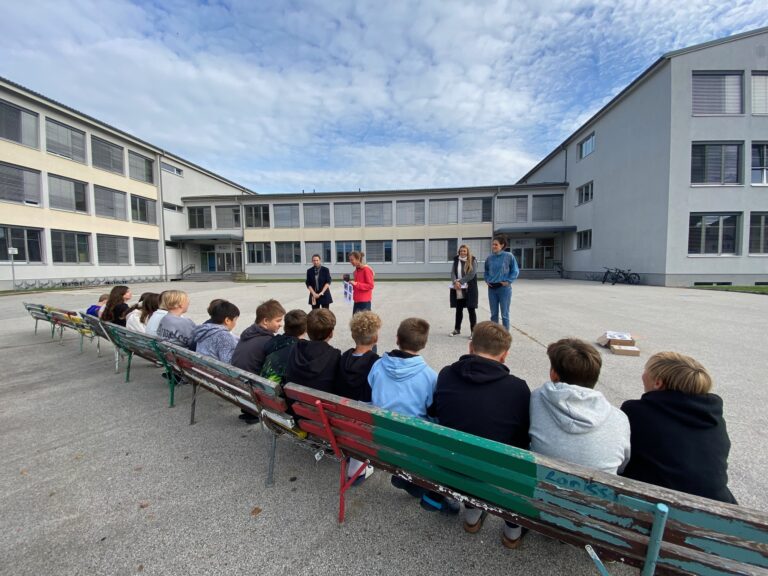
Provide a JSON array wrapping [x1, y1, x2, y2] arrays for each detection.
[[420, 494, 460, 515], [238, 412, 260, 424], [463, 510, 488, 533], [350, 465, 374, 487], [501, 525, 526, 549], [390, 475, 425, 498], [449, 330, 460, 336]]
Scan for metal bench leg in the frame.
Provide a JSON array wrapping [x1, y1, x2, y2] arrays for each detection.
[[168, 370, 175, 408], [34, 318, 39, 334], [114, 349, 120, 373], [79, 333, 84, 354], [125, 353, 133, 382], [189, 382, 198, 425], [266, 432, 277, 487]]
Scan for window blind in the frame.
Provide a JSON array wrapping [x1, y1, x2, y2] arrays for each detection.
[[693, 73, 743, 114], [46, 119, 85, 162]]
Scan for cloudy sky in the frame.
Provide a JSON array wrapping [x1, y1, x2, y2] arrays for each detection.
[[1, 1, 767, 193]]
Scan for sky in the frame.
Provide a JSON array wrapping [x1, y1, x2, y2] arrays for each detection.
[[1, 0, 767, 194]]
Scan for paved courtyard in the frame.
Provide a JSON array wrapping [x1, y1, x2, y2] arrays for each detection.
[[1, 279, 766, 576]]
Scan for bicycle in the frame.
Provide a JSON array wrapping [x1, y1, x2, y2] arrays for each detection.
[[602, 267, 640, 285]]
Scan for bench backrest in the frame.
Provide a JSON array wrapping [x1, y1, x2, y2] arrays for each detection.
[[81, 313, 112, 342], [284, 383, 768, 576], [102, 322, 168, 368], [45, 306, 93, 337], [23, 302, 52, 323]]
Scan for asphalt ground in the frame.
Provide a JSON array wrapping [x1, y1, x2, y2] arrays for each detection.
[[1, 279, 766, 576]]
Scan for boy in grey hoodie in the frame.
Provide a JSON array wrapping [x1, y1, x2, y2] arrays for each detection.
[[192, 300, 240, 363], [529, 338, 630, 474]]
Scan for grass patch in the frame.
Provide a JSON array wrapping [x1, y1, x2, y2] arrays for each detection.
[[694, 285, 768, 295]]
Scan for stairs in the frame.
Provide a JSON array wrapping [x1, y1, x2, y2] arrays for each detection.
[[179, 272, 236, 282]]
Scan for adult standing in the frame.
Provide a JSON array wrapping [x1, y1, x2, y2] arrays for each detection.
[[484, 235, 519, 330], [449, 244, 478, 337], [306, 254, 333, 309], [348, 251, 374, 314]]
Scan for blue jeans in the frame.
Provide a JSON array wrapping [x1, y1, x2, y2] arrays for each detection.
[[353, 301, 372, 314], [488, 285, 512, 330]]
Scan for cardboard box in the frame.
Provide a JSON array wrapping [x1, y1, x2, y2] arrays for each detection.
[[610, 345, 641, 356], [597, 331, 636, 347]]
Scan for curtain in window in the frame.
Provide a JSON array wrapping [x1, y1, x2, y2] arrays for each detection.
[[305, 241, 331, 263], [303, 204, 330, 227], [334, 203, 361, 227], [129, 152, 154, 183], [462, 198, 491, 223], [215, 205, 239, 228], [0, 163, 41, 205], [397, 240, 425, 263], [753, 74, 768, 115], [429, 239, 457, 262], [276, 242, 301, 263], [396, 201, 425, 225], [92, 137, 124, 173], [365, 202, 392, 226], [0, 100, 38, 147], [462, 238, 491, 261], [94, 186, 127, 220], [46, 119, 86, 162], [274, 204, 300, 227], [97, 234, 130, 264], [429, 199, 458, 225], [134, 238, 159, 264], [532, 195, 563, 221], [49, 175, 87, 212], [365, 240, 391, 263], [693, 73, 742, 114], [496, 196, 527, 223]]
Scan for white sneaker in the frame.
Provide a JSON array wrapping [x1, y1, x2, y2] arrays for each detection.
[[350, 464, 374, 487]]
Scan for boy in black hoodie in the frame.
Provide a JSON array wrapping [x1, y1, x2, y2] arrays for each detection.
[[336, 311, 381, 402], [285, 308, 341, 394], [260, 309, 307, 384]]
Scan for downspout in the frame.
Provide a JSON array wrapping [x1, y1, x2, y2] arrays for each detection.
[[158, 151, 168, 282]]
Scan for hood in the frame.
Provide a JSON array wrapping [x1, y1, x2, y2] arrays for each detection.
[[192, 322, 228, 343], [290, 340, 337, 378], [377, 352, 429, 382], [264, 334, 297, 356], [449, 354, 510, 386], [341, 350, 378, 379], [538, 381, 614, 434], [239, 323, 272, 342], [640, 389, 724, 429]]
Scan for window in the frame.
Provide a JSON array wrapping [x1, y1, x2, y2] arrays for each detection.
[[336, 240, 361, 263], [305, 241, 332, 264], [215, 205, 240, 229], [576, 229, 592, 250], [94, 186, 127, 220], [160, 161, 183, 177], [245, 205, 270, 228], [51, 230, 90, 263], [0, 226, 42, 262], [578, 132, 595, 159], [133, 238, 159, 264], [462, 197, 492, 223], [365, 201, 393, 226], [334, 202, 361, 227], [274, 204, 300, 228], [188, 206, 212, 229], [131, 195, 157, 225], [48, 175, 87, 213], [692, 72, 743, 115], [749, 213, 768, 254], [577, 181, 594, 205], [691, 143, 743, 184], [752, 144, 768, 184], [303, 203, 330, 228], [429, 239, 458, 262], [247, 242, 272, 264], [276, 241, 301, 263], [0, 162, 41, 206], [45, 118, 85, 163], [429, 199, 458, 225], [366, 240, 392, 263], [396, 200, 425, 226], [0, 98, 38, 148], [96, 234, 130, 264], [533, 195, 563, 221], [753, 72, 768, 115], [128, 151, 154, 183], [163, 202, 183, 212], [688, 213, 740, 255], [397, 240, 425, 263], [463, 237, 492, 261], [91, 136, 124, 174], [497, 196, 528, 223]]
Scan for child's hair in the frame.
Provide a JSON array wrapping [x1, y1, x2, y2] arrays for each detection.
[[547, 338, 602, 388], [139, 293, 161, 324], [645, 352, 712, 395], [306, 309, 335, 341], [397, 317, 430, 352], [156, 291, 169, 310], [458, 244, 474, 275], [492, 234, 508, 249], [125, 291, 155, 318], [283, 309, 308, 337], [207, 298, 225, 316], [209, 300, 240, 324], [255, 299, 286, 324], [161, 290, 189, 311], [349, 250, 365, 263], [98, 293, 109, 303], [101, 285, 130, 322], [349, 311, 381, 346], [471, 321, 512, 356]]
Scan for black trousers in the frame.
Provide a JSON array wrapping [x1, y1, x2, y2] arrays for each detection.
[[454, 304, 477, 332]]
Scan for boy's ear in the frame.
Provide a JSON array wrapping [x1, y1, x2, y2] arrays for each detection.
[[549, 368, 560, 383], [468, 342, 475, 354], [372, 333, 379, 344], [652, 378, 665, 391], [498, 349, 509, 364]]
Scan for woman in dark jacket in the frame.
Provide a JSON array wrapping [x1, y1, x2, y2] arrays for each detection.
[[449, 244, 478, 337], [306, 254, 333, 309]]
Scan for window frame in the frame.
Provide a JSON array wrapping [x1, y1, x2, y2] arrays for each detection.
[[429, 199, 459, 225], [247, 241, 272, 264], [335, 240, 361, 264], [96, 233, 130, 265], [688, 212, 741, 256], [160, 161, 183, 177], [749, 212, 768, 255], [215, 205, 241, 229], [365, 201, 393, 227], [48, 174, 88, 214], [396, 200, 426, 226], [0, 161, 42, 207], [275, 241, 302, 264], [576, 181, 594, 205], [188, 206, 212, 229], [51, 229, 91, 264], [751, 143, 768, 185], [428, 238, 458, 262], [91, 136, 124, 175], [303, 203, 331, 228], [576, 229, 592, 250], [133, 237, 160, 265], [0, 225, 43, 263], [396, 239, 426, 263], [462, 197, 492, 223], [245, 204, 270, 228], [0, 98, 39, 149], [578, 132, 595, 159], [692, 71, 744, 115], [365, 240, 393, 263], [131, 195, 158, 225], [532, 194, 564, 222], [94, 185, 128, 221], [333, 202, 362, 227], [128, 151, 155, 184], [274, 203, 300, 228], [45, 118, 86, 163], [691, 142, 744, 185], [496, 196, 528, 224], [305, 241, 332, 264]]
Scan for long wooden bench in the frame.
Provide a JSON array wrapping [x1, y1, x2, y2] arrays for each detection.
[[81, 313, 121, 371], [23, 303, 95, 352], [284, 383, 768, 576]]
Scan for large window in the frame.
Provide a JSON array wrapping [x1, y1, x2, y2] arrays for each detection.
[[303, 203, 330, 228], [336, 240, 361, 263], [576, 229, 592, 250], [51, 230, 90, 264], [48, 175, 87, 213], [160, 161, 183, 177], [215, 205, 240, 229], [429, 199, 458, 225], [462, 197, 492, 223], [691, 143, 743, 184], [0, 162, 41, 206], [276, 241, 301, 263], [334, 202, 361, 227], [46, 118, 85, 163], [365, 201, 393, 226], [131, 195, 157, 225], [692, 72, 743, 115], [497, 196, 527, 223], [753, 72, 768, 115], [688, 213, 740, 255], [462, 237, 491, 261], [91, 136, 124, 174], [396, 200, 425, 226], [578, 132, 595, 159], [96, 234, 130, 264], [133, 238, 159, 264], [94, 186, 127, 220], [247, 242, 272, 264], [752, 144, 768, 184], [749, 213, 768, 254], [0, 226, 42, 262], [274, 204, 300, 228], [397, 240, 425, 263], [0, 99, 38, 148], [429, 239, 457, 262], [305, 241, 332, 264], [532, 195, 563, 221], [245, 204, 270, 228], [188, 206, 212, 229], [577, 181, 593, 205], [128, 151, 154, 184], [366, 240, 392, 263]]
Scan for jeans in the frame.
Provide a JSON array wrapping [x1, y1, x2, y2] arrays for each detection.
[[488, 285, 512, 330], [352, 301, 372, 314]]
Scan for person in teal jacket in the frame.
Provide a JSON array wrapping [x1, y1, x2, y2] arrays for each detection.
[[483, 235, 519, 330]]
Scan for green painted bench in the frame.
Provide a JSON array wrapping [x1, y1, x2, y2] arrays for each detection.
[[284, 383, 768, 576], [81, 313, 121, 371], [23, 303, 95, 352]]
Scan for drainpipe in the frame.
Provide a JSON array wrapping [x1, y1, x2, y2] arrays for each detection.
[[158, 151, 168, 282]]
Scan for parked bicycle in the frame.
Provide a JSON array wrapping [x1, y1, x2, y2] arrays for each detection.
[[602, 267, 641, 285]]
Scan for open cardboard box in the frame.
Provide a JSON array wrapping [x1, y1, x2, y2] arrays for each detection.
[[610, 344, 641, 356], [597, 331, 636, 347]]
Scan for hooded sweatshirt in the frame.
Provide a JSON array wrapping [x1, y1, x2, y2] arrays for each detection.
[[336, 349, 379, 402], [369, 351, 437, 418], [260, 334, 298, 384], [231, 324, 274, 374], [433, 354, 530, 448], [529, 381, 630, 474], [621, 390, 736, 504], [192, 323, 239, 363], [285, 339, 341, 393]]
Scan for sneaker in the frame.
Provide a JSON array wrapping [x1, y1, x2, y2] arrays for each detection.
[[449, 330, 460, 337], [390, 475, 425, 498], [420, 494, 460, 515], [350, 465, 374, 487], [463, 509, 488, 533], [501, 525, 526, 549]]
